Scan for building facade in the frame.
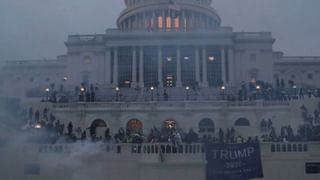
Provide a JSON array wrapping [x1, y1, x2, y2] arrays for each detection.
[[0, 0, 319, 99]]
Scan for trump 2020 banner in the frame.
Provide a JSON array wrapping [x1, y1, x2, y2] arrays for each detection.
[[206, 143, 264, 180]]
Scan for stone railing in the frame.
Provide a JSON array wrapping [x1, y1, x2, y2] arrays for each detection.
[[5, 59, 63, 67], [282, 56, 320, 62], [106, 27, 232, 34], [234, 32, 273, 40], [36, 142, 320, 156], [52, 100, 290, 110], [37, 143, 203, 155], [131, 143, 204, 154], [269, 143, 308, 153], [66, 34, 105, 45]]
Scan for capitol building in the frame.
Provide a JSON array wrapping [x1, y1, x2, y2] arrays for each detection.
[[0, 0, 320, 98], [1, 1, 320, 180]]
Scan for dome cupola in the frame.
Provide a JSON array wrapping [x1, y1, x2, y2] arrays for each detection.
[[118, 0, 221, 31]]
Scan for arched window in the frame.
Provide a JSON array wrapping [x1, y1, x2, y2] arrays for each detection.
[[163, 119, 177, 129], [91, 119, 107, 128], [199, 118, 215, 133], [234, 118, 250, 126], [89, 119, 107, 136], [127, 119, 143, 133]]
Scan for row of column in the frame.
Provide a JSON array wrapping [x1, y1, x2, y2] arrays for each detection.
[[120, 10, 217, 31], [105, 46, 234, 88]]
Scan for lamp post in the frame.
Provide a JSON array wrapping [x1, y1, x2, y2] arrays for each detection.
[[185, 86, 190, 100], [115, 87, 120, 101], [45, 88, 50, 101], [256, 85, 261, 99], [150, 86, 155, 101], [80, 87, 85, 102], [221, 86, 225, 100], [293, 85, 297, 99]]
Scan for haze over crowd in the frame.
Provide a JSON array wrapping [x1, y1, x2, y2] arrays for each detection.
[[0, 0, 319, 65]]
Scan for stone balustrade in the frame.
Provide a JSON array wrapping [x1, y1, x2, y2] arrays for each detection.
[[36, 142, 320, 155], [52, 100, 290, 110]]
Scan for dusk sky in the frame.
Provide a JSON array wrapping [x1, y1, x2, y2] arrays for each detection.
[[0, 0, 319, 65]]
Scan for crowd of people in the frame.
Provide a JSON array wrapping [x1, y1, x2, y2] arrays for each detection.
[[26, 99, 320, 145], [236, 80, 320, 101], [39, 79, 320, 103]]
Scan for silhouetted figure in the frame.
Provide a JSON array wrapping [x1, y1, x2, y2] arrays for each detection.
[[67, 122, 73, 135], [90, 91, 95, 102], [85, 91, 91, 102], [104, 128, 111, 142], [260, 119, 267, 132], [81, 131, 87, 141], [35, 110, 40, 122], [29, 108, 33, 121]]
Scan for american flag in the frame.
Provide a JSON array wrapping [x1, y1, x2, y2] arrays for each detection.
[[169, 0, 181, 11]]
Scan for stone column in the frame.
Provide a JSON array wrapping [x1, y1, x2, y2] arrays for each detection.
[[105, 47, 112, 86], [157, 46, 163, 87], [221, 47, 226, 84], [113, 47, 118, 87], [201, 46, 208, 87], [176, 46, 182, 87], [195, 46, 200, 84], [181, 11, 185, 31], [191, 12, 194, 30], [139, 46, 144, 87], [132, 47, 137, 87], [228, 47, 235, 85], [171, 10, 175, 31], [128, 17, 132, 31], [162, 10, 165, 31], [142, 13, 146, 30]]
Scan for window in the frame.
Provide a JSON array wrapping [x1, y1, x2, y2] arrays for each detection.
[[118, 47, 133, 87], [174, 17, 179, 29], [83, 56, 92, 64], [199, 118, 215, 133], [166, 17, 171, 30], [234, 118, 250, 126], [164, 119, 177, 129], [250, 54, 257, 61], [158, 16, 163, 29], [291, 74, 296, 79], [308, 73, 313, 79], [127, 119, 143, 133], [306, 163, 320, 174], [24, 164, 40, 175]]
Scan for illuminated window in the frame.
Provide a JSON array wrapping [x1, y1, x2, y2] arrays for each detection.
[[174, 17, 179, 29], [164, 119, 177, 129], [127, 119, 143, 133], [166, 75, 173, 87], [158, 16, 163, 29], [166, 17, 171, 29]]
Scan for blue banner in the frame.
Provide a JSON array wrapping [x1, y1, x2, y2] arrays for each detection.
[[206, 143, 263, 180]]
